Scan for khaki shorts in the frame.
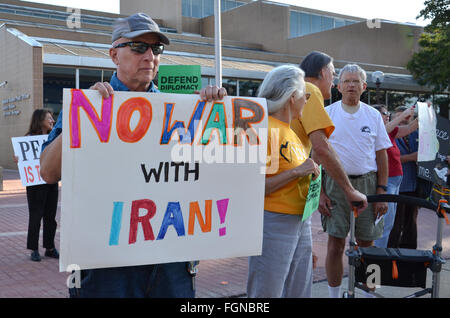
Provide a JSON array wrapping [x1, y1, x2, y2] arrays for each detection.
[[321, 171, 383, 241]]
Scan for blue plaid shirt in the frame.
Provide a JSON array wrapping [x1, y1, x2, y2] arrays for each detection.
[[396, 130, 419, 192], [42, 72, 159, 151]]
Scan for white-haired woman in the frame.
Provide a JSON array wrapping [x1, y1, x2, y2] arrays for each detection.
[[247, 65, 320, 298]]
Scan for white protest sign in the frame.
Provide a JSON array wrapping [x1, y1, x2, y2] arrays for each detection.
[[60, 89, 268, 271], [11, 135, 48, 187], [418, 102, 439, 162]]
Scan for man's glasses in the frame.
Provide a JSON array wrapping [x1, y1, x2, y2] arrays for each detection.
[[341, 79, 362, 85], [381, 111, 390, 116], [113, 42, 165, 55]]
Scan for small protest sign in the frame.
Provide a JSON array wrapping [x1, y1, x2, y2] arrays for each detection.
[[418, 103, 449, 187], [418, 102, 439, 162], [158, 65, 202, 94], [11, 135, 48, 187], [302, 165, 321, 221]]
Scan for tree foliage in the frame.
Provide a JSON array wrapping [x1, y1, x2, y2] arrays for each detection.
[[407, 0, 450, 92]]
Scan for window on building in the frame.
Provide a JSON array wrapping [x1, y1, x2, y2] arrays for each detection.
[[201, 76, 210, 90], [239, 80, 261, 97], [182, 0, 245, 18], [103, 70, 114, 83], [203, 0, 214, 17], [311, 14, 322, 33], [222, 78, 237, 96], [79, 69, 103, 89], [191, 0, 203, 18], [290, 11, 358, 38], [0, 3, 115, 28], [203, 77, 261, 97], [182, 0, 191, 16], [222, 0, 244, 10], [299, 12, 311, 36], [334, 18, 346, 28], [322, 16, 334, 31], [43, 66, 76, 115], [43, 67, 115, 115], [289, 10, 299, 37], [221, 0, 230, 10]]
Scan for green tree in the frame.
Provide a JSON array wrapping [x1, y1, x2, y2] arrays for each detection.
[[407, 0, 450, 93]]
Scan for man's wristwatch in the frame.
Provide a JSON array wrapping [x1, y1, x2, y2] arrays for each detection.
[[376, 185, 388, 191]]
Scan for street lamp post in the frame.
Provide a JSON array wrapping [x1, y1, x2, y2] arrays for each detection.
[[371, 71, 384, 105]]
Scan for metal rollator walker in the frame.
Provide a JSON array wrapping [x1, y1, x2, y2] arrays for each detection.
[[343, 194, 449, 298]]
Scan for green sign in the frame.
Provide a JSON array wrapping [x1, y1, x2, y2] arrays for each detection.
[[302, 165, 322, 221], [158, 65, 202, 94]]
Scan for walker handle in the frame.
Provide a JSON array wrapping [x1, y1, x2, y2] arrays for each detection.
[[351, 201, 363, 218], [367, 194, 449, 220], [438, 199, 450, 225]]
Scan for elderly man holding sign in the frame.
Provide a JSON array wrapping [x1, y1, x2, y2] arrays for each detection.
[[40, 13, 227, 298]]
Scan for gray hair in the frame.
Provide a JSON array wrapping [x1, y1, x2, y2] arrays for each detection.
[[258, 65, 306, 114], [338, 64, 367, 83]]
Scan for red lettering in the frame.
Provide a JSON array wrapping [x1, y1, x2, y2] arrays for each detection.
[[128, 199, 156, 244], [117, 97, 152, 143], [23, 166, 29, 183], [27, 166, 34, 183], [35, 165, 41, 181]]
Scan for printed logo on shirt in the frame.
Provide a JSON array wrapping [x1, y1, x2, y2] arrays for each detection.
[[280, 142, 290, 162], [280, 141, 307, 163], [361, 126, 371, 134]]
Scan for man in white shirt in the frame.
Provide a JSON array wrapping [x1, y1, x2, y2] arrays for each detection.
[[320, 64, 391, 298]]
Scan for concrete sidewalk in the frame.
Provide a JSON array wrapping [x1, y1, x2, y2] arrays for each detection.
[[0, 169, 449, 298]]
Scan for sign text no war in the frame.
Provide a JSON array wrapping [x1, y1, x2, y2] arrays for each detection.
[[60, 89, 268, 270]]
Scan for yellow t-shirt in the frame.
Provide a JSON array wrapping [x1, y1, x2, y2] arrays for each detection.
[[264, 116, 310, 215], [290, 82, 335, 156], [286, 82, 335, 215]]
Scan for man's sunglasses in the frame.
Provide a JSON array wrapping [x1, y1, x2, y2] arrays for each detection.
[[113, 41, 164, 55]]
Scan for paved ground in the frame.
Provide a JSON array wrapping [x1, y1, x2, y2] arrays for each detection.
[[1, 169, 449, 298]]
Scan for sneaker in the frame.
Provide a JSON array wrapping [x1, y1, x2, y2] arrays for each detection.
[[30, 250, 41, 262], [45, 248, 59, 259]]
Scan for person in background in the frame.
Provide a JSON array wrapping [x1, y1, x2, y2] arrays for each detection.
[[247, 65, 320, 298], [17, 109, 59, 262], [40, 12, 226, 298], [372, 105, 417, 248], [321, 64, 391, 298], [292, 51, 368, 219], [388, 106, 420, 248]]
